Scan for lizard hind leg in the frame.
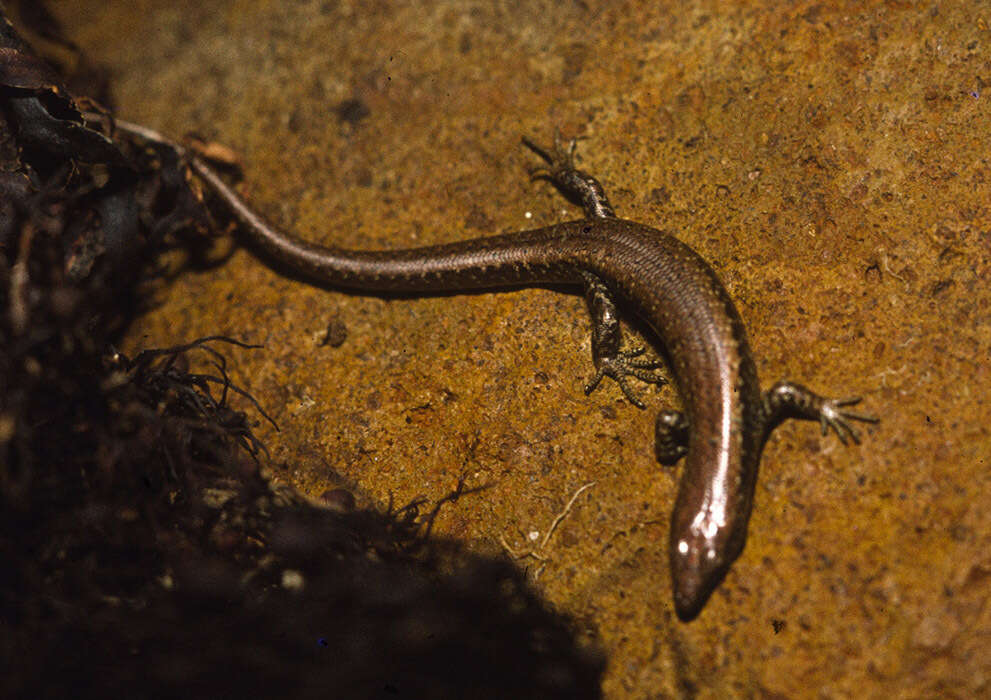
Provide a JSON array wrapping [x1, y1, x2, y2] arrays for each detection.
[[581, 271, 667, 409], [522, 133, 616, 219], [525, 133, 668, 407]]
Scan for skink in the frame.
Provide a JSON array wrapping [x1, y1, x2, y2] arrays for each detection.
[[127, 122, 875, 621]]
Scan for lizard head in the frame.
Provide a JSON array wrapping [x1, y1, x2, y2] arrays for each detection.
[[669, 530, 734, 621], [668, 499, 749, 621]]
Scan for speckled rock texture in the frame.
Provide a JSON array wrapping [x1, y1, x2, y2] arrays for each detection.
[[53, 1, 989, 696]]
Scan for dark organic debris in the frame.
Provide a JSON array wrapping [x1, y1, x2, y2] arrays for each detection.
[[110, 335, 279, 458]]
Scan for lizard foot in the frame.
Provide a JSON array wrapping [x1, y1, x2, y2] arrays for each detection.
[[584, 347, 667, 409]]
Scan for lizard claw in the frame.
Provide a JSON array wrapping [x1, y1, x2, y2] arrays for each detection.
[[584, 347, 667, 409], [817, 396, 879, 445]]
